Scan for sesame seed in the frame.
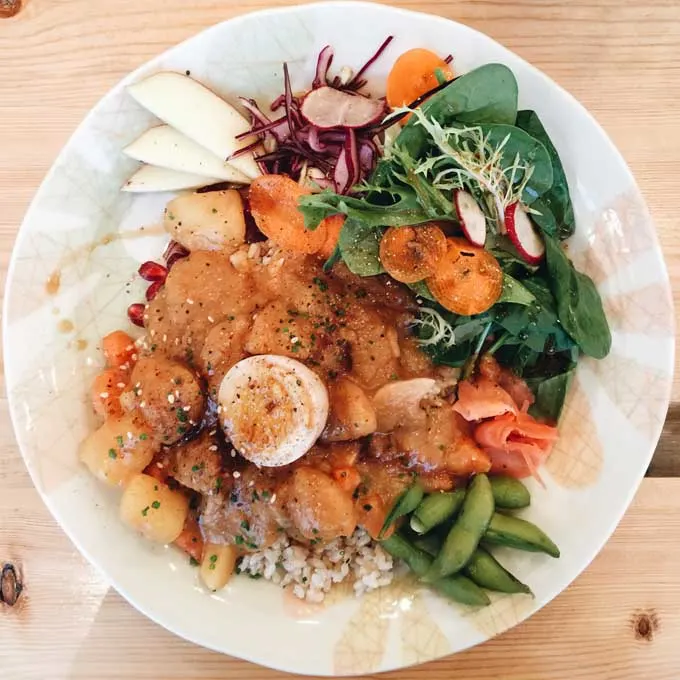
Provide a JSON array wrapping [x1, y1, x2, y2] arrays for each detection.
[[167, 394, 175, 404], [126, 432, 133, 439], [135, 382, 141, 389], [270, 493, 277, 504], [207, 316, 214, 323], [183, 405, 191, 412], [209, 445, 218, 452], [125, 344, 134, 351], [116, 382, 126, 388], [131, 354, 138, 361], [233, 471, 241, 479], [162, 334, 167, 342], [140, 401, 146, 408], [150, 330, 156, 337], [187, 299, 194, 305], [230, 450, 236, 458], [209, 430, 217, 436], [99, 392, 109, 399], [217, 405, 223, 414], [290, 336, 299, 344], [156, 462, 164, 468]]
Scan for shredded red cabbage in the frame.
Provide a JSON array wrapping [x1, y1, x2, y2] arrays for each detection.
[[243, 37, 395, 194]]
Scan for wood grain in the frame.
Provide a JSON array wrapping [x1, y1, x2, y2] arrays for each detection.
[[1, 0, 679, 678]]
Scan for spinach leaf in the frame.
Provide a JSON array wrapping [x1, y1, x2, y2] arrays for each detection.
[[481, 124, 553, 204], [298, 186, 431, 231], [407, 280, 436, 301], [497, 274, 536, 306], [397, 64, 519, 160], [528, 366, 576, 422], [337, 218, 384, 276], [544, 235, 611, 359], [515, 110, 575, 239]]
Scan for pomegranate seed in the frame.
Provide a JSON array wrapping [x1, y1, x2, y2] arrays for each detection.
[[146, 280, 163, 301], [138, 261, 168, 283], [127, 303, 146, 328]]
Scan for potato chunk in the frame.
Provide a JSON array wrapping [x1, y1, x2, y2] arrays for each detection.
[[164, 190, 246, 252]]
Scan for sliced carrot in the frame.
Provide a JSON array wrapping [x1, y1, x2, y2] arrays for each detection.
[[379, 225, 447, 283], [318, 214, 345, 260], [355, 495, 391, 540], [174, 516, 204, 563], [249, 175, 328, 254], [332, 465, 362, 494], [91, 368, 128, 417], [102, 330, 137, 369], [426, 237, 503, 315], [386, 48, 454, 112]]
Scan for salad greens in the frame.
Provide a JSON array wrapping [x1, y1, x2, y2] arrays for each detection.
[[298, 62, 611, 421]]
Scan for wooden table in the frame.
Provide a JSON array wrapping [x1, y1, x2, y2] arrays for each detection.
[[1, 1, 679, 678]]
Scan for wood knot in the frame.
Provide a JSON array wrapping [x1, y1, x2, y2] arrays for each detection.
[[0, 0, 22, 18], [0, 563, 23, 607], [630, 609, 659, 642]]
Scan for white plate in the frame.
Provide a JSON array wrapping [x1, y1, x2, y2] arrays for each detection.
[[4, 2, 674, 675]]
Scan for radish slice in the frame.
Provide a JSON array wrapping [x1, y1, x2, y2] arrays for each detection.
[[122, 165, 219, 193], [504, 203, 545, 264], [123, 126, 250, 183], [127, 72, 261, 179], [454, 190, 487, 246], [301, 87, 385, 129]]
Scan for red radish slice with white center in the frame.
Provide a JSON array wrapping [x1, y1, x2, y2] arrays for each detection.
[[301, 87, 385, 129], [504, 203, 545, 264], [454, 190, 487, 247]]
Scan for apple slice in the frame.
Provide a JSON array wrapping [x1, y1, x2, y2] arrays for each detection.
[[122, 165, 220, 193], [454, 190, 486, 246], [504, 202, 545, 264], [123, 126, 250, 184], [128, 72, 261, 179]]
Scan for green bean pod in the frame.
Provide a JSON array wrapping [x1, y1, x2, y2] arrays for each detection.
[[464, 548, 532, 595], [378, 483, 424, 539], [423, 474, 495, 582], [410, 489, 466, 535], [484, 513, 560, 558], [381, 533, 489, 607], [489, 476, 531, 509]]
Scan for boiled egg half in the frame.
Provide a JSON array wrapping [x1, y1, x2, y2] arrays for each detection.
[[218, 355, 329, 467]]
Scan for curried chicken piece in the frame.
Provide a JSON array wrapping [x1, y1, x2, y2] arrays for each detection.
[[127, 355, 205, 445], [279, 467, 357, 542], [168, 429, 224, 495], [322, 377, 377, 442], [394, 400, 491, 476], [198, 315, 250, 397]]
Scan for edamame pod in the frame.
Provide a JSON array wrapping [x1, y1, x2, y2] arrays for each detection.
[[423, 474, 494, 582], [412, 530, 445, 556], [432, 573, 491, 607], [464, 548, 532, 594], [489, 476, 531, 509], [484, 512, 560, 558], [379, 482, 424, 539], [381, 532, 431, 577], [410, 489, 466, 534], [381, 533, 489, 606]]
